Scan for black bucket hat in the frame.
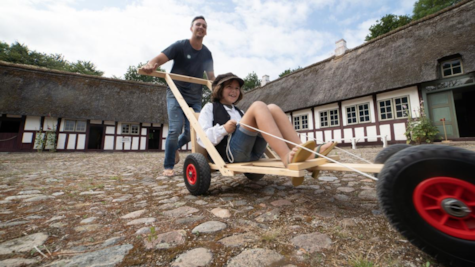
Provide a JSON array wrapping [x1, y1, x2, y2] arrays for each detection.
[[212, 73, 244, 88]]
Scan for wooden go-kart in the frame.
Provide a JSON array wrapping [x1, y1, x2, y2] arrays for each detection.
[[138, 69, 475, 267]]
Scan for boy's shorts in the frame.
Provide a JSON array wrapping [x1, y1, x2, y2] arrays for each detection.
[[227, 124, 267, 163]]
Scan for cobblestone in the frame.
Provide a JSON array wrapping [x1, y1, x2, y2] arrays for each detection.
[[0, 143, 474, 266]]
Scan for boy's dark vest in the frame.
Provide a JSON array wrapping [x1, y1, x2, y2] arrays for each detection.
[[212, 101, 244, 162]]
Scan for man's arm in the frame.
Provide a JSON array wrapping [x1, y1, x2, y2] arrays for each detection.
[[206, 71, 215, 81], [142, 53, 170, 74]]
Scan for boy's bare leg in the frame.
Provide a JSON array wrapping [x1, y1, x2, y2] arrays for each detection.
[[267, 104, 302, 148], [240, 101, 293, 166]]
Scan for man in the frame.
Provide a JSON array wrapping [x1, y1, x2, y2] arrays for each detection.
[[142, 16, 215, 177]]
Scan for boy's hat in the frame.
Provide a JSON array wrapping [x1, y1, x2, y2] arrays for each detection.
[[212, 73, 244, 88]]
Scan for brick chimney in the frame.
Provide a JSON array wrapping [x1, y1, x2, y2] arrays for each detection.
[[261, 75, 270, 86], [335, 39, 347, 56]]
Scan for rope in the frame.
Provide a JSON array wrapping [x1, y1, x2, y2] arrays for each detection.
[[310, 139, 373, 164], [226, 133, 234, 163], [237, 122, 378, 181], [0, 135, 17, 142]]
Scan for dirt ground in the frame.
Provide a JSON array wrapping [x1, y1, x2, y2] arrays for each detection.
[[1, 142, 474, 267]]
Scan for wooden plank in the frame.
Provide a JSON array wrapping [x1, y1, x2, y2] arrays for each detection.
[[264, 146, 279, 159], [162, 73, 233, 176], [190, 109, 208, 157], [225, 163, 306, 177], [309, 163, 383, 173], [137, 69, 209, 85], [288, 158, 328, 171]]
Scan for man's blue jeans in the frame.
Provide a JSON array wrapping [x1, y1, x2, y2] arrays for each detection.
[[164, 96, 201, 169]]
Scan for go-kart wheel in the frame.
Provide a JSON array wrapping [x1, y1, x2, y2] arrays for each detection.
[[244, 173, 265, 181], [377, 145, 475, 267], [183, 153, 211, 196], [374, 144, 411, 164]]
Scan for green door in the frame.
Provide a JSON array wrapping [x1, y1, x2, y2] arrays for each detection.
[[427, 91, 459, 139]]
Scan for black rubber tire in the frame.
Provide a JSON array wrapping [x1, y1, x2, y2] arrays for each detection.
[[183, 153, 211, 196], [377, 145, 475, 267], [244, 173, 265, 181], [374, 144, 411, 164]]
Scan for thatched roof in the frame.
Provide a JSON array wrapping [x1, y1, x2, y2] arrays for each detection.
[[0, 61, 168, 123], [239, 0, 475, 112]]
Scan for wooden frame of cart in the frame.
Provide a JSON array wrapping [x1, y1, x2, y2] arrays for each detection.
[[138, 69, 383, 195]]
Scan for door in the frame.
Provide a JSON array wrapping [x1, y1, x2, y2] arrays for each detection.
[[427, 91, 459, 139], [148, 128, 161, 150], [88, 125, 104, 150], [0, 119, 21, 151]]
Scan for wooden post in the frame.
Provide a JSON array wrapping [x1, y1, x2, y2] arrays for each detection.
[[440, 118, 451, 143]]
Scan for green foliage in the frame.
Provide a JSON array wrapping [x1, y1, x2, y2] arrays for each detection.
[[413, 0, 461, 20], [123, 62, 166, 84], [242, 71, 261, 92], [67, 60, 103, 76], [201, 72, 212, 107], [34, 125, 57, 152], [279, 66, 302, 78], [0, 41, 103, 76], [404, 101, 439, 144], [365, 14, 412, 41]]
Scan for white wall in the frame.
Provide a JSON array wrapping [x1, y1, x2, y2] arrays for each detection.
[[24, 116, 41, 131]]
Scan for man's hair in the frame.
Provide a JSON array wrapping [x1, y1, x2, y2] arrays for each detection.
[[191, 16, 206, 26]]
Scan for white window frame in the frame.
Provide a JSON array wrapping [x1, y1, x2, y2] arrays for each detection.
[[320, 109, 339, 128], [441, 58, 463, 78], [293, 114, 309, 130], [122, 123, 140, 135], [346, 103, 370, 125], [64, 120, 86, 132]]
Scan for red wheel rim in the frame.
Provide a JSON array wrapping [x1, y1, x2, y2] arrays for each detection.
[[186, 164, 197, 185], [413, 177, 475, 240]]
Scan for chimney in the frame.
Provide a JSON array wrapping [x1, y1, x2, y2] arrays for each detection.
[[261, 75, 269, 86], [335, 39, 347, 56]]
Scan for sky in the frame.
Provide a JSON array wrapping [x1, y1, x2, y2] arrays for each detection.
[[0, 0, 417, 81]]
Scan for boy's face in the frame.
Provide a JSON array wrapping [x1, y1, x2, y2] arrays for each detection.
[[191, 19, 207, 38], [220, 80, 241, 105]]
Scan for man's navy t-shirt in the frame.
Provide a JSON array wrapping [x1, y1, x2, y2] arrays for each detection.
[[162, 39, 213, 104]]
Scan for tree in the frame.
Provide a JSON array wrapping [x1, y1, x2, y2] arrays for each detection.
[[0, 41, 103, 76], [123, 62, 166, 84], [68, 61, 104, 76], [279, 66, 302, 78], [242, 72, 261, 92], [413, 0, 462, 20], [365, 14, 412, 41]]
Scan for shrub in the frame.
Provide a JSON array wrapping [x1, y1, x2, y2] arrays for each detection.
[[404, 101, 439, 144]]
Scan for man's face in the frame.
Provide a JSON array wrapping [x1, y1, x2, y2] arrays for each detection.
[[191, 19, 207, 38]]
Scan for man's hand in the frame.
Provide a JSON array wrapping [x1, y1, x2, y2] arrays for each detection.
[[142, 62, 158, 74], [223, 120, 237, 134]]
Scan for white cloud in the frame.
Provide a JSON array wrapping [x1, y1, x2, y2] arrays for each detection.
[[1, 0, 403, 81]]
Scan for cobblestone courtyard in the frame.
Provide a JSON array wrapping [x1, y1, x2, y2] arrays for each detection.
[[1, 143, 474, 267]]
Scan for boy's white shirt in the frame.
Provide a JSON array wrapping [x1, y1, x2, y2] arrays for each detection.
[[197, 102, 243, 148]]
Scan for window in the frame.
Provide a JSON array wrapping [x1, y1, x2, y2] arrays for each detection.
[[64, 120, 86, 132], [122, 123, 139, 135], [346, 103, 370, 124], [76, 121, 87, 132], [320, 109, 339, 128], [64, 120, 75, 131], [441, 59, 463, 78], [293, 115, 308, 130], [379, 96, 409, 120]]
